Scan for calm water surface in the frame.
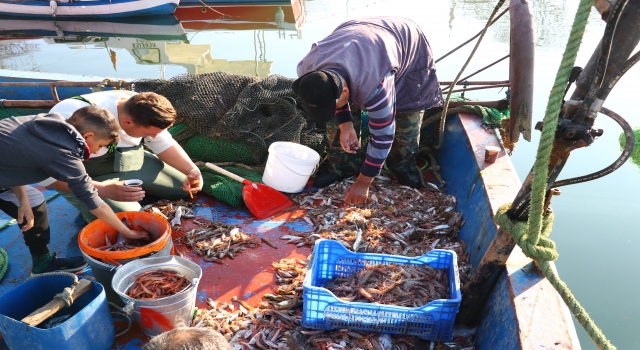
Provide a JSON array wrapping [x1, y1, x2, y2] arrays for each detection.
[[1, 1, 638, 348]]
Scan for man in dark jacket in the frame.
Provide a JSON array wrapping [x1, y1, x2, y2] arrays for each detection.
[[0, 106, 148, 274], [292, 16, 443, 206]]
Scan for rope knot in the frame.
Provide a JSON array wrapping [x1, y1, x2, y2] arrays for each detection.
[[54, 286, 75, 307], [494, 202, 559, 262]]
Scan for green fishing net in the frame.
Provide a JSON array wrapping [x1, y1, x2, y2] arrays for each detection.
[[447, 96, 510, 128], [198, 165, 264, 208], [169, 123, 257, 164], [0, 108, 49, 120], [619, 127, 640, 170]]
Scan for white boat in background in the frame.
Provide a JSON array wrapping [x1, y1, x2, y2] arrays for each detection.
[[0, 0, 179, 18]]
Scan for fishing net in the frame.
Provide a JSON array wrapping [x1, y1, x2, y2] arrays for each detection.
[[168, 123, 256, 164], [198, 165, 263, 208], [619, 127, 640, 170], [0, 108, 48, 120], [134, 72, 326, 165]]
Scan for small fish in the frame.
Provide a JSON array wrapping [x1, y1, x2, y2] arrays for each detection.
[[261, 237, 277, 249], [426, 182, 441, 191], [263, 294, 284, 301]]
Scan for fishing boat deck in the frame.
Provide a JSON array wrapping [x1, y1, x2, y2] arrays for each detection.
[[0, 187, 315, 348], [0, 112, 582, 349]]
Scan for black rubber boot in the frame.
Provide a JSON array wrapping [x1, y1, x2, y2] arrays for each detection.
[[390, 154, 423, 188], [395, 165, 423, 188], [313, 171, 342, 188]]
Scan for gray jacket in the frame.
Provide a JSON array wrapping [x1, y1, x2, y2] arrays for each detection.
[[296, 16, 443, 112], [0, 113, 104, 210]]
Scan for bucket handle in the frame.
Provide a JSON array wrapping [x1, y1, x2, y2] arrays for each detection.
[[274, 153, 319, 177], [123, 300, 135, 316]]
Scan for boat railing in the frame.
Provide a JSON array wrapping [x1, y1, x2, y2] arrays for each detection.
[[0, 80, 132, 108]]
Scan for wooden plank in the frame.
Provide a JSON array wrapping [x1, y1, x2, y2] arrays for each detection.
[[21, 279, 93, 327]]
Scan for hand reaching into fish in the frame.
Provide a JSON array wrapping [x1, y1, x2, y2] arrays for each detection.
[[182, 168, 203, 198], [118, 218, 151, 241], [343, 174, 374, 206]]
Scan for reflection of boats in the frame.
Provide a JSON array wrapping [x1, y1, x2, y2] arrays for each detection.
[[175, 1, 305, 31], [0, 68, 580, 349], [0, 4, 307, 80], [0, 16, 187, 41], [0, 0, 178, 18], [67, 37, 273, 78]]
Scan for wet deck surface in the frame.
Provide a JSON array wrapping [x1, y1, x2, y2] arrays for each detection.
[[0, 189, 314, 349]]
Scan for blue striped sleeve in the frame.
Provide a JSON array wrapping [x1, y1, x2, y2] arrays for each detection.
[[360, 72, 396, 177]]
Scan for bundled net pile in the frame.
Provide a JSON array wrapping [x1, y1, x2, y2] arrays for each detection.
[[198, 165, 264, 207], [134, 72, 326, 165]]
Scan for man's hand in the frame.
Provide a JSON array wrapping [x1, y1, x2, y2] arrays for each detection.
[[121, 229, 151, 240], [17, 203, 34, 232], [96, 180, 145, 202], [11, 186, 34, 232], [338, 122, 360, 154], [182, 168, 203, 197], [343, 174, 374, 206]]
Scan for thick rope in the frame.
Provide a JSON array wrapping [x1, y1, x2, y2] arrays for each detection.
[[495, 204, 614, 349], [527, 0, 593, 246], [436, 0, 507, 149], [26, 271, 79, 307], [497, 1, 616, 347], [494, 203, 558, 262], [109, 301, 134, 337], [0, 247, 7, 282]]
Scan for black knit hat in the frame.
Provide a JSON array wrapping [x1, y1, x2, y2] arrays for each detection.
[[291, 70, 341, 123]]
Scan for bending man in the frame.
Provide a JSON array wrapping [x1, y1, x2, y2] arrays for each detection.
[[292, 16, 443, 205]]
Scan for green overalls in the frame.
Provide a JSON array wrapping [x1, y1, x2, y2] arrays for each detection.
[[59, 95, 187, 222]]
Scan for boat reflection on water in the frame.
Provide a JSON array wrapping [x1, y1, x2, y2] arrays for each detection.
[[0, 1, 304, 79], [0, 16, 187, 41]]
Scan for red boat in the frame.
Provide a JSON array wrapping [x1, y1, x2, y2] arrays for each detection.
[[175, 0, 304, 31]]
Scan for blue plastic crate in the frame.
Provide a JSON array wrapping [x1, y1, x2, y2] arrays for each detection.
[[302, 239, 461, 341]]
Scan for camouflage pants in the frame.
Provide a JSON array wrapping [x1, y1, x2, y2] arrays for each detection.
[[325, 109, 424, 176]]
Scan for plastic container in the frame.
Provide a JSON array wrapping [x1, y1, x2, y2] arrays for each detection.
[[302, 239, 461, 341], [78, 211, 174, 306], [0, 275, 114, 350], [262, 141, 320, 193], [111, 255, 202, 337]]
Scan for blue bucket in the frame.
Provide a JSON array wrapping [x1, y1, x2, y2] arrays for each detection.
[[0, 275, 114, 350]]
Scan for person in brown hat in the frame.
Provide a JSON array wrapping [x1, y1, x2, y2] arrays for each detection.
[[292, 16, 443, 206]]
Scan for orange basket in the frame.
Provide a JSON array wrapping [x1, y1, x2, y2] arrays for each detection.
[[78, 211, 172, 266]]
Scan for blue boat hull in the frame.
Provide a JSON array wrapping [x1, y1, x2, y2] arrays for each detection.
[[0, 70, 581, 349], [0, 0, 178, 18]]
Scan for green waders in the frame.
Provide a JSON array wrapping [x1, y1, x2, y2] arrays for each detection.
[[325, 109, 425, 176], [60, 144, 187, 223]]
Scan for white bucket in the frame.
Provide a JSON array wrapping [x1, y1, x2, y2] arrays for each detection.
[[262, 141, 320, 193]]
